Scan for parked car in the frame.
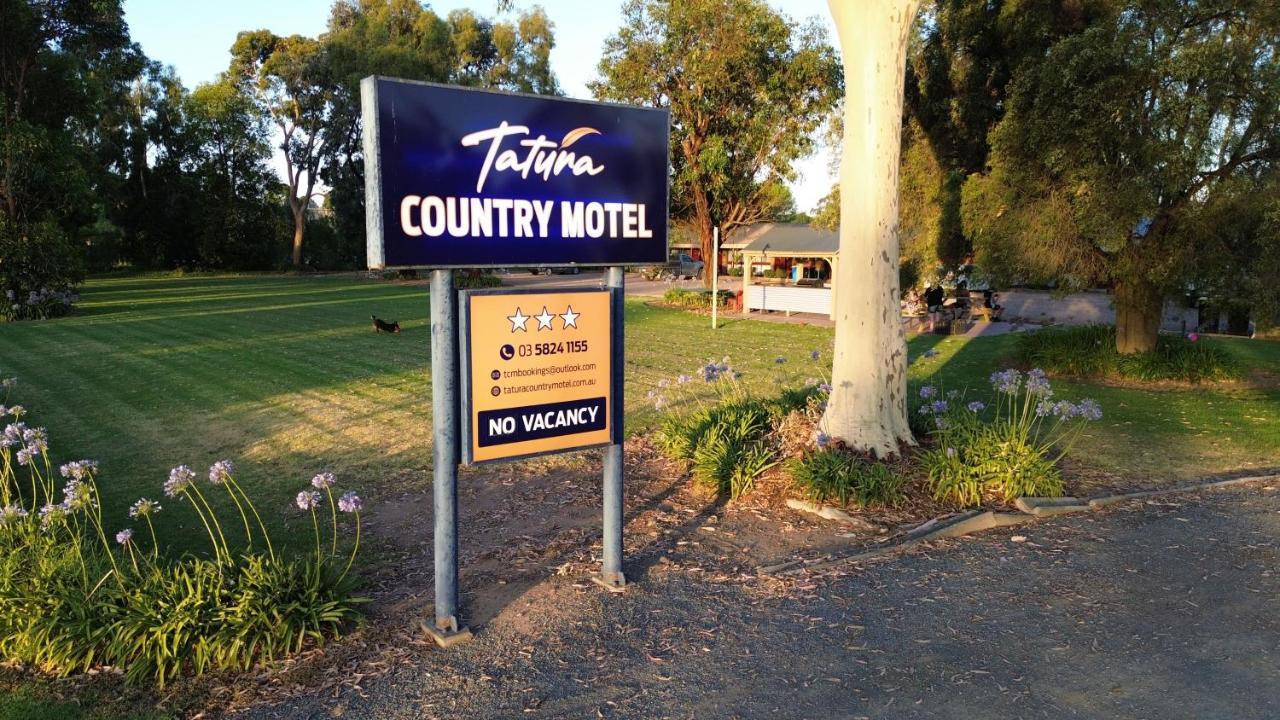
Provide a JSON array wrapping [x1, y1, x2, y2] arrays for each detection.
[[527, 266, 582, 275], [670, 253, 704, 279]]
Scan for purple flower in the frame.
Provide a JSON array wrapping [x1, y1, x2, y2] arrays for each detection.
[[296, 490, 321, 511], [1077, 398, 1103, 421], [129, 498, 161, 518], [338, 491, 363, 513], [676, 374, 691, 385], [990, 369, 1023, 395], [810, 350, 821, 361], [60, 460, 100, 481], [209, 460, 235, 485], [966, 401, 986, 413], [934, 417, 948, 430], [919, 386, 937, 399], [61, 479, 94, 511], [115, 528, 134, 545], [774, 356, 786, 364], [930, 400, 948, 414], [814, 431, 831, 449], [945, 447, 956, 459], [1026, 369, 1052, 397], [164, 465, 196, 497], [311, 471, 336, 489], [15, 447, 33, 466], [657, 378, 670, 389], [6, 405, 23, 419], [0, 504, 28, 526], [818, 383, 832, 394], [3, 422, 26, 446], [38, 503, 66, 530], [1035, 400, 1056, 418]]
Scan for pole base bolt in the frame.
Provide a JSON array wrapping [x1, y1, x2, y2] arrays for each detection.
[[591, 571, 628, 593]]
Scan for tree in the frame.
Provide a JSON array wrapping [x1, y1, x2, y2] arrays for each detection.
[[318, 0, 559, 257], [593, 0, 842, 284], [819, 0, 922, 457], [231, 31, 334, 268], [0, 0, 142, 315], [962, 0, 1280, 353]]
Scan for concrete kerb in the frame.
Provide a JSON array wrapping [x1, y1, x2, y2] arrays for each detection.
[[760, 473, 1278, 578]]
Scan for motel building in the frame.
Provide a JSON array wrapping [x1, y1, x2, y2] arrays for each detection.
[[671, 223, 840, 320]]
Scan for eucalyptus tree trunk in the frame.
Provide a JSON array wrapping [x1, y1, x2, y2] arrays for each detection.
[[818, 0, 921, 457], [1114, 279, 1162, 354]]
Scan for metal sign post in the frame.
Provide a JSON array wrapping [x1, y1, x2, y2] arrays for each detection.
[[423, 269, 471, 646], [595, 266, 626, 591]]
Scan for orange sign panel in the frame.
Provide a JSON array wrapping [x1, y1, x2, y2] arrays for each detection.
[[461, 289, 614, 463]]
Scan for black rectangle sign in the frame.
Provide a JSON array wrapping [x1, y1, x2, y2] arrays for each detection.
[[477, 396, 607, 448]]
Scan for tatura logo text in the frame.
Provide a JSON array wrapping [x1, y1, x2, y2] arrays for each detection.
[[398, 122, 654, 241]]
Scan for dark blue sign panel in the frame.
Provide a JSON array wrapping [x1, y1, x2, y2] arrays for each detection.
[[477, 396, 608, 448], [361, 77, 670, 269]]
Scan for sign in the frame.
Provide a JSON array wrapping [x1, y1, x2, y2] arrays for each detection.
[[460, 288, 617, 464], [361, 77, 669, 269]]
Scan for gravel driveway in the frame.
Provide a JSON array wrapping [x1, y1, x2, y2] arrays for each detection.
[[244, 482, 1279, 720]]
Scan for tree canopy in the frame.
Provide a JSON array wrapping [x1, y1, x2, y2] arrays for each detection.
[[592, 0, 841, 271], [962, 0, 1280, 351]]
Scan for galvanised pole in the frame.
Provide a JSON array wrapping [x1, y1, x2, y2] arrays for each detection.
[[598, 266, 627, 591], [429, 268, 465, 637]]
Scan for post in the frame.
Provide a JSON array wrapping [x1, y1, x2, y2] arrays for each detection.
[[422, 269, 471, 646], [711, 227, 720, 329], [595, 265, 627, 592]]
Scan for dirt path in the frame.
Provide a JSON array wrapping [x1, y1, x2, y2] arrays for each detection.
[[234, 464, 1279, 720]]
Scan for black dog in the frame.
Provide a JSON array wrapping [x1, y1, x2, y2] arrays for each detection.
[[372, 315, 401, 334]]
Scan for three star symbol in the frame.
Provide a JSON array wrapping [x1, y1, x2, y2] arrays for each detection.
[[506, 305, 582, 332]]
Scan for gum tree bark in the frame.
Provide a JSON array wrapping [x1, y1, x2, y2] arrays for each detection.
[[819, 0, 921, 457]]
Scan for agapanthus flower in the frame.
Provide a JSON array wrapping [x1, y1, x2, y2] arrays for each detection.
[[15, 447, 34, 465], [338, 491, 363, 513], [1077, 398, 1103, 421], [296, 490, 321, 511], [804, 377, 820, 387], [129, 498, 161, 518], [657, 378, 670, 389], [934, 417, 948, 430], [311, 471, 336, 489], [818, 383, 831, 394], [945, 447, 956, 459], [919, 386, 937, 399], [930, 400, 948, 414], [0, 378, 15, 390], [1035, 400, 1056, 418], [810, 350, 821, 361], [990, 369, 1023, 395], [967, 401, 986, 413], [1026, 369, 1053, 397], [38, 503, 66, 530], [115, 528, 133, 545], [3, 422, 26, 446], [59, 459, 98, 481], [676, 374, 691, 385], [0, 504, 28, 525], [164, 465, 196, 497], [6, 405, 23, 419], [209, 459, 235, 484], [61, 479, 94, 511], [814, 431, 831, 449]]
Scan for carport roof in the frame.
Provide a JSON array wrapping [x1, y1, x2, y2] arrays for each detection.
[[739, 223, 839, 257]]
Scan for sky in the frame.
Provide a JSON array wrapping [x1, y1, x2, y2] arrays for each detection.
[[122, 0, 839, 212]]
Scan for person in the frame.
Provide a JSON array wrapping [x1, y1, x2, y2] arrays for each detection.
[[983, 288, 1004, 321], [925, 285, 946, 332]]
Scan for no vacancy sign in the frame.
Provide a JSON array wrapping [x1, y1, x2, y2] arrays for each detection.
[[459, 288, 617, 464]]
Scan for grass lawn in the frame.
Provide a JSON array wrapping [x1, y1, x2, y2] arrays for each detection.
[[0, 273, 1276, 556]]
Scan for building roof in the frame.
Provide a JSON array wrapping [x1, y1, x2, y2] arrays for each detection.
[[739, 223, 839, 257]]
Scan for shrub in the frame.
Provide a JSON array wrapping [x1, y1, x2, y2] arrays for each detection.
[[661, 288, 733, 309], [0, 391, 366, 687], [789, 450, 906, 507], [1016, 325, 1240, 383], [0, 219, 83, 321], [455, 270, 502, 289], [915, 370, 1100, 506]]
